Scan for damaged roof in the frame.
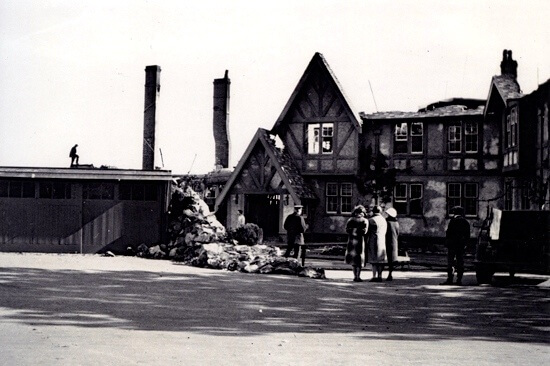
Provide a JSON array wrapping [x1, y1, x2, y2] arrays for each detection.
[[215, 128, 316, 210], [360, 104, 484, 120]]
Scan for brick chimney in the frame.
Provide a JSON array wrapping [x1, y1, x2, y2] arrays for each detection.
[[142, 65, 161, 170], [500, 49, 518, 78], [213, 70, 231, 170]]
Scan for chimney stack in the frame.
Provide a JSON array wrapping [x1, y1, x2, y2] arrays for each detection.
[[213, 70, 231, 170], [500, 49, 518, 78], [143, 65, 161, 170]]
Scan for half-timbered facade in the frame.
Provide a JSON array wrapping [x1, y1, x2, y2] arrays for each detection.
[[216, 51, 549, 244]]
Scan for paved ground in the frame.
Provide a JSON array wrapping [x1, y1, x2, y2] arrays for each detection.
[[0, 253, 548, 365]]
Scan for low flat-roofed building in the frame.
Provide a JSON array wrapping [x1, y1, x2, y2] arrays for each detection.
[[0, 166, 172, 254]]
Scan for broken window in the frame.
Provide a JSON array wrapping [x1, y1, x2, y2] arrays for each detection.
[[393, 182, 423, 216], [308, 123, 333, 154], [411, 122, 423, 153], [394, 122, 423, 154]]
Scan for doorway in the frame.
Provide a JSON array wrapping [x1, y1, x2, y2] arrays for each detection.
[[245, 194, 280, 240]]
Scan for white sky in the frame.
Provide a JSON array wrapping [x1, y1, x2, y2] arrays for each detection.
[[0, 0, 549, 174]]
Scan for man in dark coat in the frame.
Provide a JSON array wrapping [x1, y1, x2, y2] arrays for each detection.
[[441, 206, 470, 285], [69, 144, 79, 166], [283, 204, 308, 264]]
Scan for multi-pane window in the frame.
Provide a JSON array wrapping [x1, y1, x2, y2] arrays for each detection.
[[326, 182, 352, 214], [465, 122, 478, 153], [448, 124, 462, 152], [83, 183, 114, 200], [394, 122, 423, 154], [308, 123, 334, 154], [393, 183, 423, 216], [119, 183, 157, 201], [0, 180, 35, 198], [506, 107, 518, 148], [448, 121, 478, 153], [447, 182, 478, 217], [39, 181, 72, 199]]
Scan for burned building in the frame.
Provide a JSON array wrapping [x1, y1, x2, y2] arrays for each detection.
[[216, 51, 549, 245]]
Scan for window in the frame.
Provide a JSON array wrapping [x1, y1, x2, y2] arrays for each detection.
[[393, 183, 423, 216], [465, 122, 478, 153], [0, 180, 35, 198], [506, 107, 518, 148], [308, 123, 333, 154], [447, 182, 478, 217], [504, 181, 513, 210], [83, 183, 114, 200], [394, 122, 423, 154], [326, 182, 352, 214], [340, 183, 353, 214], [448, 124, 462, 153], [119, 183, 157, 201], [411, 122, 423, 153], [448, 121, 478, 153], [39, 181, 72, 199]]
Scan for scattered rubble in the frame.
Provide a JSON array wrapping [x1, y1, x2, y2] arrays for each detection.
[[133, 182, 325, 279]]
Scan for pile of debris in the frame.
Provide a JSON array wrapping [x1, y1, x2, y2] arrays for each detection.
[[134, 181, 325, 279]]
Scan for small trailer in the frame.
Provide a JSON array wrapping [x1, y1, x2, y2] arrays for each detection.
[[474, 209, 550, 284]]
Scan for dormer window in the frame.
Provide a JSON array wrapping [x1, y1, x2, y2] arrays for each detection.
[[308, 123, 333, 154]]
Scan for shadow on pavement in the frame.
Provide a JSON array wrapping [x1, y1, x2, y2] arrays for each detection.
[[0, 264, 548, 344]]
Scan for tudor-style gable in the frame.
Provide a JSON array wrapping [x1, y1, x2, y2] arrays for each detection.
[[271, 53, 361, 175]]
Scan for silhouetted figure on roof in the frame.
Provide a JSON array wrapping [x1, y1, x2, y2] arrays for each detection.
[[69, 144, 79, 167]]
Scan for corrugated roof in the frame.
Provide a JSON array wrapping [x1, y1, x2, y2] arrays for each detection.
[[360, 104, 484, 120]]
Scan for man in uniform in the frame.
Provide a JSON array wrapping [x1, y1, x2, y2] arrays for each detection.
[[283, 204, 308, 265]]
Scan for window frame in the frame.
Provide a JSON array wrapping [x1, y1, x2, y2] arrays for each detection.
[[393, 182, 423, 216], [447, 182, 478, 217], [394, 121, 423, 154], [326, 182, 352, 214], [308, 123, 334, 155]]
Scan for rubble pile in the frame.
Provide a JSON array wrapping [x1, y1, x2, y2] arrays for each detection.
[[135, 182, 325, 279]]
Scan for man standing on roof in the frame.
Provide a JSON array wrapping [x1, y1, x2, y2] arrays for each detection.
[[283, 204, 308, 265], [69, 144, 79, 167]]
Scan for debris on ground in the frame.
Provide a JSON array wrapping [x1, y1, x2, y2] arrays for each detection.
[[133, 182, 325, 279]]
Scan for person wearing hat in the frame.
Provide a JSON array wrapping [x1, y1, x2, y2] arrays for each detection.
[[384, 207, 399, 281], [345, 205, 369, 282], [441, 206, 470, 285], [283, 204, 308, 264], [367, 205, 388, 282]]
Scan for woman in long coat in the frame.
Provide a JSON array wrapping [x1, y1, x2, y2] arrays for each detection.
[[367, 205, 388, 282], [384, 207, 399, 281], [345, 205, 369, 282]]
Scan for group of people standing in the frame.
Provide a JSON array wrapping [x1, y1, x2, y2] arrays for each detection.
[[282, 203, 470, 285], [345, 205, 399, 282]]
